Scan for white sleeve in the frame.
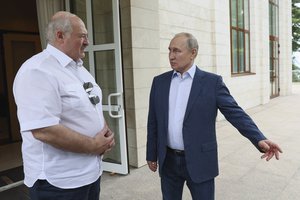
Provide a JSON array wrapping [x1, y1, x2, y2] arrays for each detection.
[[13, 68, 61, 132]]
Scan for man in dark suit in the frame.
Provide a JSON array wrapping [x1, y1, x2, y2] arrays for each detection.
[[146, 32, 282, 200]]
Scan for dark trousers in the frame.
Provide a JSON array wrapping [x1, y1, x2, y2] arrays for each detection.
[[161, 150, 215, 200], [29, 177, 101, 200]]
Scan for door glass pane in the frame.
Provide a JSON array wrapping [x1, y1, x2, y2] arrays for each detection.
[[70, 0, 87, 25], [92, 0, 114, 44], [232, 29, 238, 73], [231, 0, 237, 27], [270, 58, 273, 72], [273, 41, 278, 58], [270, 42, 275, 77], [269, 40, 273, 62], [274, 59, 278, 91], [269, 4, 272, 34], [82, 53, 90, 72], [94, 50, 117, 105], [273, 6, 276, 36], [275, 6, 279, 37], [102, 112, 121, 164]]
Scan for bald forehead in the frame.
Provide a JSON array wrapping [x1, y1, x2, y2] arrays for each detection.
[[170, 33, 198, 51], [172, 34, 188, 42], [170, 35, 188, 47], [52, 11, 75, 20], [173, 35, 187, 40], [51, 11, 84, 27]]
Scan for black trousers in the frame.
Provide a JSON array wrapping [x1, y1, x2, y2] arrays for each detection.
[[161, 150, 215, 200], [29, 177, 101, 200]]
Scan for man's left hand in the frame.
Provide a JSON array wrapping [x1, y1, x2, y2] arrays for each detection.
[[258, 139, 283, 161]]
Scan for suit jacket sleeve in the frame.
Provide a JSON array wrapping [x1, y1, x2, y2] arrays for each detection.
[[216, 76, 267, 151], [146, 77, 158, 161]]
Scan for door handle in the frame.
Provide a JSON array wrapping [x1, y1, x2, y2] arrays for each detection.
[[108, 92, 122, 118]]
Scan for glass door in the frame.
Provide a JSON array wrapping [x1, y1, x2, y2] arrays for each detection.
[[67, 0, 128, 174], [269, 0, 279, 98]]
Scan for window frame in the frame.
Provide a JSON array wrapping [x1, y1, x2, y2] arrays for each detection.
[[230, 0, 252, 75]]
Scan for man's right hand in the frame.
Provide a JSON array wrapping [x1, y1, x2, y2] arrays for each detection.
[[93, 125, 115, 155], [32, 124, 115, 155], [147, 161, 157, 172]]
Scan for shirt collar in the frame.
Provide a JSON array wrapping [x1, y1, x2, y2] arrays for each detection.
[[172, 64, 196, 79], [46, 44, 83, 68]]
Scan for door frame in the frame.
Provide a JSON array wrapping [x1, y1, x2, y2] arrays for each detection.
[[3, 33, 42, 141]]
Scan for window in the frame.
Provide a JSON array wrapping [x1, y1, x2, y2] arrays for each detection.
[[269, 0, 279, 98], [230, 0, 250, 74]]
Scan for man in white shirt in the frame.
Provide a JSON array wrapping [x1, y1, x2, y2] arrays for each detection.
[[13, 11, 114, 200]]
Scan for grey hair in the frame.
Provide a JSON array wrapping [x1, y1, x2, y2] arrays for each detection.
[[46, 12, 75, 44], [174, 32, 199, 51]]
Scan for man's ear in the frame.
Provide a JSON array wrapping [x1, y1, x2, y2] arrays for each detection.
[[56, 31, 64, 41], [192, 48, 197, 58]]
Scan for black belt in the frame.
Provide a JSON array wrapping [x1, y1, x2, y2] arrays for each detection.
[[167, 146, 185, 156]]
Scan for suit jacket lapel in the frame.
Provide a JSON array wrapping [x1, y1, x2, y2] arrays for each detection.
[[162, 71, 173, 132], [184, 67, 205, 121]]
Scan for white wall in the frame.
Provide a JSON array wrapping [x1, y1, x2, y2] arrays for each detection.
[[127, 0, 292, 167]]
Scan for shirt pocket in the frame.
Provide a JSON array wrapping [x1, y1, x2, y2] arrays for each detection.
[[61, 84, 87, 111]]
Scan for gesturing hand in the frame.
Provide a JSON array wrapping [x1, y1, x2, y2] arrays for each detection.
[[258, 139, 283, 161]]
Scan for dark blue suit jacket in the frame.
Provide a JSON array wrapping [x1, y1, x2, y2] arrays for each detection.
[[146, 67, 266, 183]]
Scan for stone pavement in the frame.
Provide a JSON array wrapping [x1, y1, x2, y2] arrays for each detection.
[[100, 83, 300, 200]]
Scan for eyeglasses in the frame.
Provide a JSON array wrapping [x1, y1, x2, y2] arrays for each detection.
[[83, 82, 100, 105]]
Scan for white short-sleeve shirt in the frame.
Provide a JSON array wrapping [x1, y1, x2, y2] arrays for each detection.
[[13, 44, 105, 189]]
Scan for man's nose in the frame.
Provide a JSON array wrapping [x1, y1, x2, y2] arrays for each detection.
[[169, 53, 175, 59], [84, 38, 89, 45]]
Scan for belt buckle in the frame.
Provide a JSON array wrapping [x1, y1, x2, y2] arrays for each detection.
[[174, 149, 182, 154], [167, 146, 184, 156]]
